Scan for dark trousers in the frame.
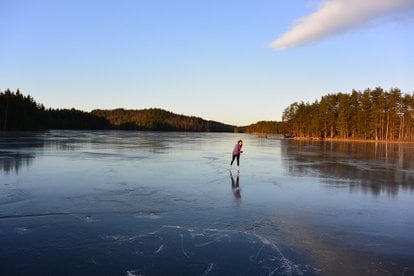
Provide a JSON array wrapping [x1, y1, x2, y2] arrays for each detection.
[[231, 154, 240, 166]]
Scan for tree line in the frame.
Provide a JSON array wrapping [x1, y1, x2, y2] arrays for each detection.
[[242, 120, 287, 134], [282, 87, 414, 141], [4, 87, 414, 140], [0, 89, 234, 132], [0, 89, 110, 130], [91, 108, 234, 132]]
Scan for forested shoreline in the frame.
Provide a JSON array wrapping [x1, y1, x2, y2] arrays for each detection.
[[0, 89, 111, 130], [0, 89, 234, 132], [282, 87, 414, 141], [243, 120, 287, 134], [2, 87, 414, 141]]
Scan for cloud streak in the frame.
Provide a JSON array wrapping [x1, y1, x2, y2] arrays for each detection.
[[272, 0, 414, 50]]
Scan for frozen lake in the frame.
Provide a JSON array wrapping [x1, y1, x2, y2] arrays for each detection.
[[1, 130, 414, 275]]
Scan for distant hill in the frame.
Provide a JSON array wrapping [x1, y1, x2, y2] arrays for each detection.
[[91, 108, 236, 132]]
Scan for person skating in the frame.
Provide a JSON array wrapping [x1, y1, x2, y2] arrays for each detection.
[[230, 140, 243, 171]]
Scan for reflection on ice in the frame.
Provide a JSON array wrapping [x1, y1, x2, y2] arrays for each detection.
[[0, 152, 35, 174], [229, 171, 241, 200], [282, 140, 414, 195]]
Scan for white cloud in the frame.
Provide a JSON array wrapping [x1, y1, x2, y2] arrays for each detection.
[[272, 0, 414, 50]]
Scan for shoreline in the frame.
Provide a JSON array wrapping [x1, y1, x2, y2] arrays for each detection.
[[292, 136, 414, 144]]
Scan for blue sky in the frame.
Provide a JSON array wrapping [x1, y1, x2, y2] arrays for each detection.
[[1, 0, 414, 126]]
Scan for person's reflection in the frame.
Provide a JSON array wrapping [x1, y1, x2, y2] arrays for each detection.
[[230, 171, 241, 200]]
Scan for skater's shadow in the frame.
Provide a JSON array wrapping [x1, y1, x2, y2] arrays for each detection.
[[230, 171, 241, 200]]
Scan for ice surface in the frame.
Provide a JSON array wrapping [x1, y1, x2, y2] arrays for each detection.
[[0, 130, 413, 275]]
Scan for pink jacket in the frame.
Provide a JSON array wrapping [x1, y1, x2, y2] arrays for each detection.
[[233, 143, 242, 155]]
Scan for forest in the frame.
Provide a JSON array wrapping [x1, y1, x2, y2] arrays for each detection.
[[282, 87, 414, 141], [91, 108, 234, 132], [2, 87, 414, 141], [0, 89, 110, 130], [242, 120, 287, 134], [0, 89, 234, 132]]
